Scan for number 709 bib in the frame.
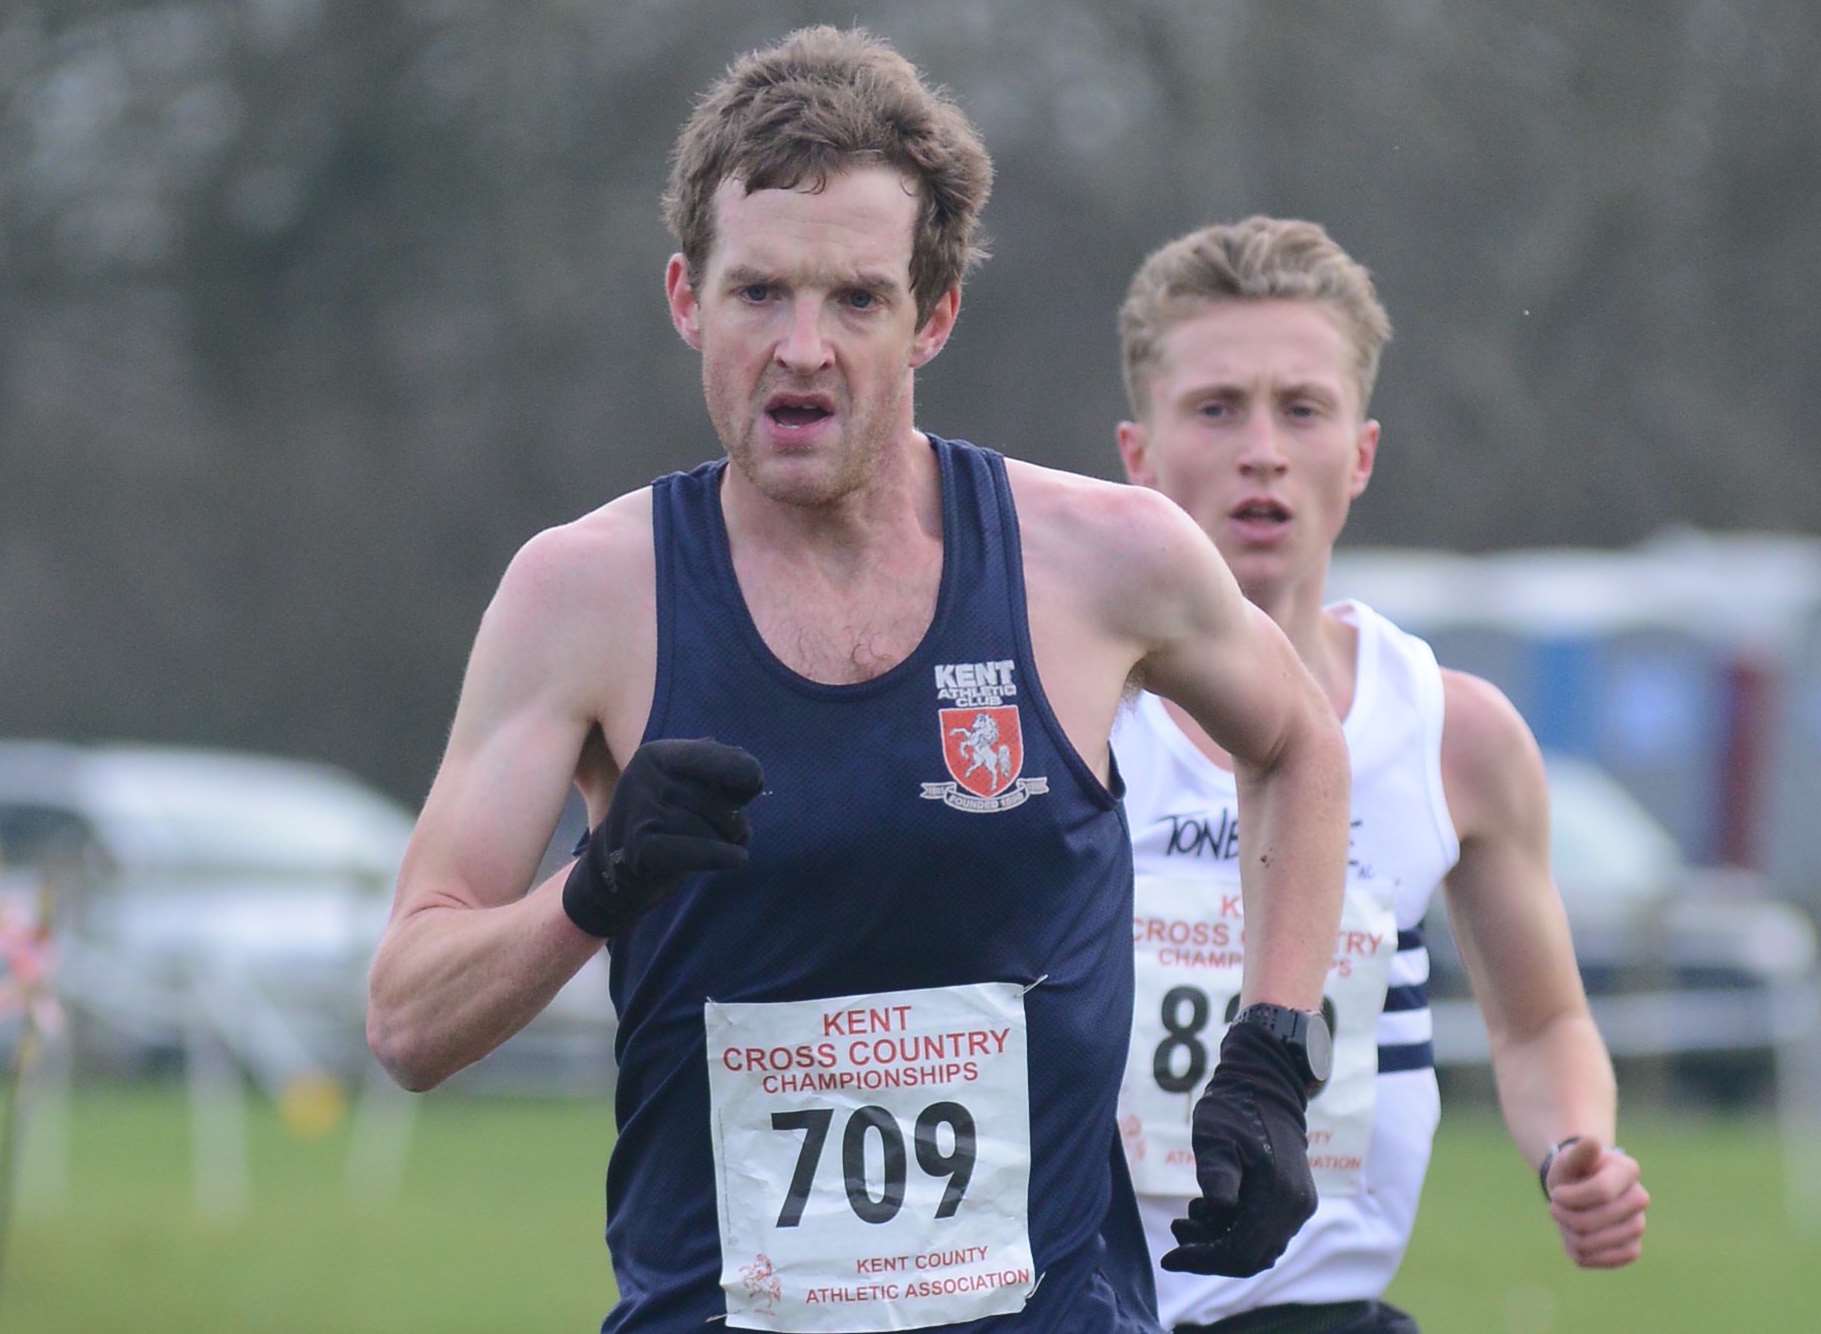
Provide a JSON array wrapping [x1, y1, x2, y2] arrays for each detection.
[[705, 982, 1038, 1331]]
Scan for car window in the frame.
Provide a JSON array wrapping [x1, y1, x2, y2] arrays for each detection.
[[0, 803, 98, 869]]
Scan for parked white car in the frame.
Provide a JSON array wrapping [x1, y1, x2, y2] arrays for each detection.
[[0, 740, 619, 1094], [0, 740, 413, 1079]]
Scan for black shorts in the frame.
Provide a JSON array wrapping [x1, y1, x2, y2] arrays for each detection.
[[1176, 1299, 1420, 1334]]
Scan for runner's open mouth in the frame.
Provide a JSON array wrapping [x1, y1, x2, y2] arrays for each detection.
[[766, 396, 834, 428], [1233, 500, 1291, 523], [770, 406, 830, 426]]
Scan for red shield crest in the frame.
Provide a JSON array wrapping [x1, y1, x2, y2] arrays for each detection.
[[939, 706, 1024, 799]]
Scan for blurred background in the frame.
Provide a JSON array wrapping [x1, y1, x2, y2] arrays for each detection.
[[1, 1, 1816, 1329]]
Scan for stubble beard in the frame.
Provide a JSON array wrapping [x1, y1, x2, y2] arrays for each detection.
[[713, 368, 906, 511]]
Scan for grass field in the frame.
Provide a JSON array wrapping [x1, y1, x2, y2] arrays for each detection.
[[0, 1085, 1811, 1331]]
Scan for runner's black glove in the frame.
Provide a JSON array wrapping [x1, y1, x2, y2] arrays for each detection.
[[561, 738, 765, 939], [1160, 1021, 1317, 1276]]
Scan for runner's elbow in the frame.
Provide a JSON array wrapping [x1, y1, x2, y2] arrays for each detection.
[[366, 994, 453, 1092]]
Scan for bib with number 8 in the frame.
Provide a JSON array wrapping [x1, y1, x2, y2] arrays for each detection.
[[1118, 874, 1396, 1198]]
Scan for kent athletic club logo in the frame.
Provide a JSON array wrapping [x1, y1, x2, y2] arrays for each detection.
[[920, 659, 1050, 813]]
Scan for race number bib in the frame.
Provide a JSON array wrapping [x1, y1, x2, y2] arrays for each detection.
[[705, 982, 1037, 1331], [1118, 875, 1396, 1198]]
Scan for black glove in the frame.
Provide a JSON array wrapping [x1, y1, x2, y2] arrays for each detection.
[[561, 738, 765, 939], [1160, 1020, 1317, 1276]]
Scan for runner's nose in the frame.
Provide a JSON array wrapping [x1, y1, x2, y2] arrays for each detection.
[[775, 296, 834, 375], [1235, 415, 1289, 476]]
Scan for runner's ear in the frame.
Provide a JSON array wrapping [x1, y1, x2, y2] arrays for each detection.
[[1348, 418, 1379, 500], [910, 287, 960, 368], [1116, 420, 1153, 487], [666, 254, 703, 351]]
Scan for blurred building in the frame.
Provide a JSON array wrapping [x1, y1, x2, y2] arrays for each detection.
[[1331, 529, 1821, 914]]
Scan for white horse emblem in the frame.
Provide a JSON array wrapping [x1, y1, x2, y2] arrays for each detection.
[[951, 711, 1015, 790], [926, 704, 1045, 810]]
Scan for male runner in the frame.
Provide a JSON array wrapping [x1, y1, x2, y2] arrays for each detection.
[[367, 32, 1351, 1332], [1111, 216, 1650, 1333]]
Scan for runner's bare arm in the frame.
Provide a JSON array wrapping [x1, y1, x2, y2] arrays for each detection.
[[1101, 483, 1348, 1012], [367, 500, 652, 1090], [1441, 670, 1646, 1266], [1440, 671, 1614, 1152]]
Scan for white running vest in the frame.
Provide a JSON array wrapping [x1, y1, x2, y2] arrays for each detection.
[[1113, 601, 1460, 1327]]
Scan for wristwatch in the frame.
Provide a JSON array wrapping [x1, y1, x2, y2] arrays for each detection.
[[1232, 1002, 1333, 1097]]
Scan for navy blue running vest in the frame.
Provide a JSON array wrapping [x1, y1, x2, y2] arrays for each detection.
[[599, 437, 1159, 1332]]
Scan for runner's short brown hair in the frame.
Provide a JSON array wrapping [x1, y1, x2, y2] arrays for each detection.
[[1121, 216, 1392, 418], [663, 26, 993, 327]]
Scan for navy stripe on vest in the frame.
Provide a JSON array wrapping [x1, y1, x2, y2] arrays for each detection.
[[1376, 1041, 1435, 1073], [1383, 982, 1429, 1013], [1378, 925, 1433, 1070]]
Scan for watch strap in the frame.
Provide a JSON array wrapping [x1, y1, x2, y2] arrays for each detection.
[[1538, 1136, 1584, 1200]]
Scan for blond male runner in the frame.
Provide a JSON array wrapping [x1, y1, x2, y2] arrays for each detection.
[[367, 34, 1352, 1333], [1110, 218, 1649, 1333]]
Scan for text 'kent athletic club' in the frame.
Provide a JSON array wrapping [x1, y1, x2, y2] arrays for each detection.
[[921, 659, 1050, 814]]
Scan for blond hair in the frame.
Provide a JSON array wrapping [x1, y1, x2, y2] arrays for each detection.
[[663, 26, 993, 327], [1119, 216, 1392, 418]]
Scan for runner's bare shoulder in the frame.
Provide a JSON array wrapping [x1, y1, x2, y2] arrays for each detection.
[[477, 488, 658, 732], [1002, 457, 1217, 641], [1438, 667, 1547, 841], [492, 488, 652, 621]]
